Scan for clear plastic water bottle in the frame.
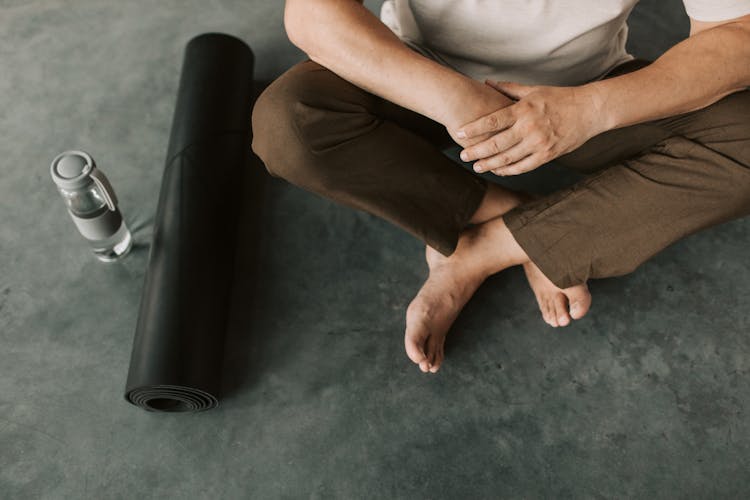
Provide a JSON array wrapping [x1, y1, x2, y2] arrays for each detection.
[[50, 150, 133, 262]]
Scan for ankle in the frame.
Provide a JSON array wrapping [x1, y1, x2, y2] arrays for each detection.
[[469, 185, 531, 224], [465, 217, 530, 275]]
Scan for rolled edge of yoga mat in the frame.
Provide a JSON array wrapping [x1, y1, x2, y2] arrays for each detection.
[[124, 33, 255, 412]]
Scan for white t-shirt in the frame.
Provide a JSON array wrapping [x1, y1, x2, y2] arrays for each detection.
[[380, 0, 750, 86]]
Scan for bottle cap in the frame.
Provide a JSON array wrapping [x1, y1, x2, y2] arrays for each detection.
[[50, 150, 119, 210], [50, 150, 95, 190]]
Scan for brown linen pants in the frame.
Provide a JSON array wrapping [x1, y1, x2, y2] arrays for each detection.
[[251, 58, 750, 289]]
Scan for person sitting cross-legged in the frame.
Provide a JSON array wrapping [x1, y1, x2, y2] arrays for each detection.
[[251, 0, 750, 373]]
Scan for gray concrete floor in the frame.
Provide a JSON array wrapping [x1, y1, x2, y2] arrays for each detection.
[[2, 0, 750, 498]]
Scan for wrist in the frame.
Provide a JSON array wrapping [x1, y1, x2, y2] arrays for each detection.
[[442, 78, 513, 132], [580, 81, 616, 135]]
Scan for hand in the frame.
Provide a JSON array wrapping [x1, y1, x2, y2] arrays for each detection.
[[455, 80, 608, 176]]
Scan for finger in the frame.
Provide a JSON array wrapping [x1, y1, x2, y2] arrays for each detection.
[[473, 141, 531, 173], [456, 108, 515, 140], [460, 129, 521, 163], [485, 80, 535, 100], [491, 153, 547, 177]]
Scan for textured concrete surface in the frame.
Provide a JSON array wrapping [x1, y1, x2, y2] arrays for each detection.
[[2, 0, 749, 498]]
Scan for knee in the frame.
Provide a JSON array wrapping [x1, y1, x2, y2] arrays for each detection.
[[250, 73, 302, 180], [251, 61, 377, 185], [695, 90, 750, 167]]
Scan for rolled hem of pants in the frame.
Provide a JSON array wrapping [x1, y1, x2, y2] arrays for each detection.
[[504, 209, 578, 289], [431, 174, 488, 256]]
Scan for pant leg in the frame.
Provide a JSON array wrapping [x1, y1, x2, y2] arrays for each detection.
[[251, 59, 487, 256], [504, 87, 750, 289]]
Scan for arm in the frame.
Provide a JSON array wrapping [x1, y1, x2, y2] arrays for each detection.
[[457, 13, 750, 176], [589, 14, 750, 130], [283, 0, 511, 132]]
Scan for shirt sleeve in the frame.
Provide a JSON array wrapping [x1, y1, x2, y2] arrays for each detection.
[[683, 0, 750, 21]]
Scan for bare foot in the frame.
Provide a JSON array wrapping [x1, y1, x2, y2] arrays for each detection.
[[404, 219, 525, 373], [471, 184, 593, 328], [523, 262, 591, 328], [403, 246, 482, 373]]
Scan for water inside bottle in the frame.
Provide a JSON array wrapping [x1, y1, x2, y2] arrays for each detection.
[[90, 219, 133, 262]]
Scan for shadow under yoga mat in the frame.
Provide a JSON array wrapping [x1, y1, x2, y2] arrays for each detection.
[[124, 33, 257, 412]]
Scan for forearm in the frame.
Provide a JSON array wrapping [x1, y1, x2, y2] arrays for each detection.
[[585, 19, 750, 132], [283, 0, 511, 131]]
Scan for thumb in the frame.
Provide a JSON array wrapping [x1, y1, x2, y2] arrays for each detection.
[[485, 80, 534, 100]]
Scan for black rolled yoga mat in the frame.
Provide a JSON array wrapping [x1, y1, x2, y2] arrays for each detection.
[[125, 33, 255, 412]]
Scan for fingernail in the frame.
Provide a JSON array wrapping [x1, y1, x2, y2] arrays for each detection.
[[460, 150, 469, 161], [473, 163, 482, 172], [456, 130, 466, 139]]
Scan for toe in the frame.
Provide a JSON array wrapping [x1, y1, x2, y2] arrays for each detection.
[[425, 335, 443, 373], [404, 330, 429, 368], [535, 294, 552, 326], [545, 298, 558, 327], [553, 294, 571, 327], [430, 348, 444, 373], [565, 284, 592, 320], [539, 299, 552, 326], [429, 343, 444, 373]]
